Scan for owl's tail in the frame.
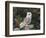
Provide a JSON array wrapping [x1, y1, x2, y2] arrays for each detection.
[[19, 22, 26, 28]]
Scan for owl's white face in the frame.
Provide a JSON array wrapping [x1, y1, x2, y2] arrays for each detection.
[[27, 12, 32, 17]]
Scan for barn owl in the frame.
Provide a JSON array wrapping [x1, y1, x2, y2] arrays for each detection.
[[20, 12, 32, 29]]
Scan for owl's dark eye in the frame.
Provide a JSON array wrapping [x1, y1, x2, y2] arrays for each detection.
[[28, 14, 30, 15]]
